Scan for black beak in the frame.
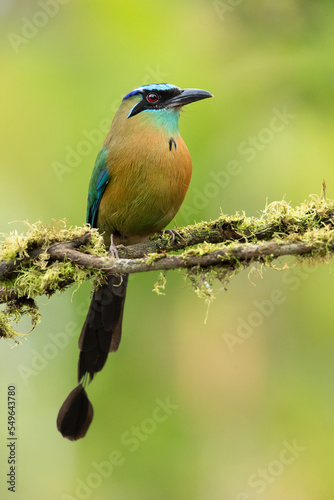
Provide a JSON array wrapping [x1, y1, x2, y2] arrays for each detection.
[[165, 88, 214, 108]]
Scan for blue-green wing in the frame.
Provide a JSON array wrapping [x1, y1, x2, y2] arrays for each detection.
[[86, 148, 110, 227]]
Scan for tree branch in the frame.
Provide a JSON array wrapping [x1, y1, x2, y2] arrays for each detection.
[[1, 196, 334, 339], [18, 237, 325, 275]]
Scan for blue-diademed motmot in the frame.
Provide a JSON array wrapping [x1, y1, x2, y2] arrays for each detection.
[[57, 83, 213, 440]]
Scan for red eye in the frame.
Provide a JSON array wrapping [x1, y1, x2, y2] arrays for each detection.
[[147, 93, 159, 103]]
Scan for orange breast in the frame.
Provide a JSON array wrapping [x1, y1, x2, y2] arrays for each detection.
[[97, 130, 192, 246]]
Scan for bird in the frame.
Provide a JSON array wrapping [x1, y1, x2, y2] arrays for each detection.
[[57, 83, 213, 440]]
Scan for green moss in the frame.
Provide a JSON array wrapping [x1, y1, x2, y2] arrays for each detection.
[[180, 196, 334, 312], [0, 298, 40, 344], [148, 196, 334, 317], [152, 272, 167, 295], [0, 311, 19, 342], [0, 220, 106, 262], [13, 261, 97, 299], [1, 196, 334, 342], [0, 220, 107, 341], [0, 221, 107, 296]]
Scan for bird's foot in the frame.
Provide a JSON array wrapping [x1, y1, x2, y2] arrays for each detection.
[[109, 234, 126, 258], [161, 229, 183, 245]]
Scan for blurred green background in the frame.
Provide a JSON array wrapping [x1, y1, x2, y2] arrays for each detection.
[[1, 1, 334, 498]]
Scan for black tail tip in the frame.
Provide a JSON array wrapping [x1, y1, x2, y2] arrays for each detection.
[[57, 384, 93, 441]]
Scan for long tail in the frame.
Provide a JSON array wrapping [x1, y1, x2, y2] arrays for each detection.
[[78, 274, 128, 382], [57, 274, 128, 440]]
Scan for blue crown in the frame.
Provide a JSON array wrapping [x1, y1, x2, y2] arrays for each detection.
[[123, 83, 179, 101]]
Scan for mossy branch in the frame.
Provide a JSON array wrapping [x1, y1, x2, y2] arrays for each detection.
[[1, 195, 334, 342]]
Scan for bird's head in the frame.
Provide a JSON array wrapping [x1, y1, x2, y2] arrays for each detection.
[[112, 83, 213, 136]]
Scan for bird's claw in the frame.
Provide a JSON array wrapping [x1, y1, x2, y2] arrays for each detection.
[[109, 244, 119, 258], [162, 229, 183, 245], [109, 234, 126, 258]]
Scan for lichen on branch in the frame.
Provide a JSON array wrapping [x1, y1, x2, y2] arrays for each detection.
[[1, 195, 334, 342]]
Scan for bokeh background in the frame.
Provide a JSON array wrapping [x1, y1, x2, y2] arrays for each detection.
[[1, 1, 334, 499]]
